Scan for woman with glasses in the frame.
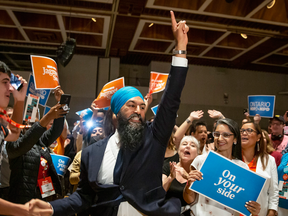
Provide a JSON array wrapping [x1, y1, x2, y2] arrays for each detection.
[[183, 118, 261, 216], [241, 122, 279, 216]]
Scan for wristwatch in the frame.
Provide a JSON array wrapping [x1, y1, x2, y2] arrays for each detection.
[[172, 49, 187, 55], [186, 118, 191, 124]]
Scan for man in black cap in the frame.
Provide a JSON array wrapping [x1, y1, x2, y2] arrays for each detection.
[[269, 115, 288, 154]]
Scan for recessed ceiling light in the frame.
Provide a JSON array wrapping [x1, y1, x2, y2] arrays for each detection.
[[92, 18, 96, 22], [267, 0, 276, 9], [149, 23, 154, 27], [240, 33, 248, 39]]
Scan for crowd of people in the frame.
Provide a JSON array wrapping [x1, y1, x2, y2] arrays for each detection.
[[0, 11, 287, 216]]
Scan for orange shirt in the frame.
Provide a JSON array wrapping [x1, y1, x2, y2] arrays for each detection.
[[247, 157, 257, 173], [53, 136, 65, 155]]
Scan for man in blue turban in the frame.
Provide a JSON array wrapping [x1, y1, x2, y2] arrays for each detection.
[[30, 11, 189, 216]]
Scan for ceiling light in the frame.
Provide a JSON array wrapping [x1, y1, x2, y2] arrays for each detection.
[[267, 0, 276, 9], [149, 23, 154, 27], [240, 33, 248, 39], [92, 18, 96, 22]]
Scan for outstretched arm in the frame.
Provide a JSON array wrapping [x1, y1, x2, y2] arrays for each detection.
[[174, 110, 203, 149]]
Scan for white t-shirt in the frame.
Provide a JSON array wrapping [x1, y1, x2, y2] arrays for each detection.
[[191, 154, 249, 216]]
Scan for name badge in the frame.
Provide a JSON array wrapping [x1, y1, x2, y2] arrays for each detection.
[[37, 176, 55, 198]]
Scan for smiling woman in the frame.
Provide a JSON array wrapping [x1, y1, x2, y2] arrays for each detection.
[[241, 122, 279, 216], [183, 118, 261, 216], [162, 135, 200, 216]]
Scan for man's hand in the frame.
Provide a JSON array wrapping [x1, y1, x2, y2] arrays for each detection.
[[170, 11, 189, 52], [91, 102, 99, 115], [54, 86, 64, 102], [208, 110, 224, 119], [28, 199, 53, 216], [11, 75, 28, 102]]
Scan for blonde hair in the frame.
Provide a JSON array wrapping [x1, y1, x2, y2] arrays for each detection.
[[179, 135, 200, 154], [262, 130, 275, 154]]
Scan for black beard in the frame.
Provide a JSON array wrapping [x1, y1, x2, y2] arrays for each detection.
[[117, 112, 145, 151], [89, 134, 105, 145]]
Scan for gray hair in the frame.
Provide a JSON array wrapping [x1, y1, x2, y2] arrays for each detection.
[[179, 135, 200, 154]]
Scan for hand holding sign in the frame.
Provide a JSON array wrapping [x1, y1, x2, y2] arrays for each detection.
[[93, 77, 125, 109], [149, 72, 169, 95]]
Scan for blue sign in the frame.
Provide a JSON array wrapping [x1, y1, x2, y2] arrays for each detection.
[[76, 108, 93, 120], [151, 105, 158, 115], [50, 154, 70, 176], [190, 151, 266, 216], [248, 95, 275, 118], [26, 74, 51, 106], [44, 106, 51, 116]]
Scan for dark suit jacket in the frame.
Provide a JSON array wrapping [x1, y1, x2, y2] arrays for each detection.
[[50, 65, 188, 216]]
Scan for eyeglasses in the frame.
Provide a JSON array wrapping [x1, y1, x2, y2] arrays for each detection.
[[213, 132, 234, 139], [240, 128, 256, 135]]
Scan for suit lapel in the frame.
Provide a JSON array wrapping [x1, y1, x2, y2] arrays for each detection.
[[89, 136, 109, 182]]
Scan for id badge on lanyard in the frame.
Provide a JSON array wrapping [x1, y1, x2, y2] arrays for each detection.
[[38, 157, 55, 198]]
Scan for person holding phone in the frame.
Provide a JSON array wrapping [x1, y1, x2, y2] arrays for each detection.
[[6, 101, 68, 205], [0, 61, 32, 215]]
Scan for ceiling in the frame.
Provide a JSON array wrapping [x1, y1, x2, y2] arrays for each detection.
[[1, 0, 288, 74]]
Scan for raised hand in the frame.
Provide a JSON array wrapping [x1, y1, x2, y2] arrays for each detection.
[[28, 199, 53, 216], [170, 11, 189, 51], [284, 111, 288, 123], [253, 114, 261, 124], [208, 109, 224, 119], [144, 93, 153, 107], [175, 165, 189, 180], [47, 103, 68, 119], [189, 110, 204, 121], [54, 86, 64, 102]]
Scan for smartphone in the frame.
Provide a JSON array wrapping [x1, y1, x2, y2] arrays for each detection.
[[60, 94, 71, 106], [10, 73, 23, 91], [243, 108, 248, 114]]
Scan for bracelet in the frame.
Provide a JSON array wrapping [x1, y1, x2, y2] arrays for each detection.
[[172, 49, 187, 55], [186, 118, 191, 124]]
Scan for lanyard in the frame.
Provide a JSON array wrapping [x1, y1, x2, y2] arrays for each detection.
[[0, 107, 30, 129]]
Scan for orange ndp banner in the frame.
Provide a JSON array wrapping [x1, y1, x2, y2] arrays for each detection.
[[149, 71, 169, 94], [30, 55, 60, 89], [93, 77, 125, 109]]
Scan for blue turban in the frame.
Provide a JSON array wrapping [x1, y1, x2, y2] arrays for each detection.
[[111, 86, 144, 115]]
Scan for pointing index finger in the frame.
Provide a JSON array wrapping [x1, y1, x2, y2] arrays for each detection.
[[170, 11, 177, 31]]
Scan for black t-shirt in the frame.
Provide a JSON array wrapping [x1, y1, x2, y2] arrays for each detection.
[[163, 152, 179, 168], [162, 162, 188, 207]]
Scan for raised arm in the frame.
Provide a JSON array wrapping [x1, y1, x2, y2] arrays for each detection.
[[152, 11, 189, 146], [5, 75, 27, 142], [7, 103, 68, 159], [174, 110, 203, 149]]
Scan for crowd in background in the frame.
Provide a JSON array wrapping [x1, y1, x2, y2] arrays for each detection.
[[0, 11, 288, 216]]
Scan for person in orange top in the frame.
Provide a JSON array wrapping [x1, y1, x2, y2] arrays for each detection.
[[241, 122, 279, 216]]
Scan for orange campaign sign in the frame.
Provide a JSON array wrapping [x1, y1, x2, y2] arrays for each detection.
[[30, 55, 60, 89], [93, 77, 125, 109], [149, 71, 169, 94]]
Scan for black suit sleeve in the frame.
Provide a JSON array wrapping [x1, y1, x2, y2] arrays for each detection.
[[50, 149, 96, 216], [152, 65, 188, 147]]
